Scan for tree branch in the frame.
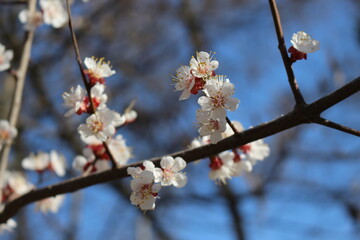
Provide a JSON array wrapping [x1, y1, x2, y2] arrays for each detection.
[[0, 1, 27, 5], [0, 74, 359, 223], [313, 117, 360, 137], [65, 0, 118, 168], [0, 0, 36, 183], [268, 0, 306, 106]]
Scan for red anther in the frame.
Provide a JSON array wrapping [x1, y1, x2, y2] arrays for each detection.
[[140, 165, 145, 170], [209, 156, 223, 170]]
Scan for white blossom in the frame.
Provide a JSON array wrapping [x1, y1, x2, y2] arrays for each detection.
[[159, 156, 187, 187], [241, 139, 270, 164], [189, 135, 210, 149], [1, 171, 33, 202], [124, 109, 137, 123], [196, 109, 226, 144], [21, 152, 50, 172], [130, 170, 161, 211], [173, 65, 195, 100], [127, 160, 163, 183], [108, 134, 132, 166], [78, 108, 117, 141], [231, 159, 252, 176], [36, 195, 65, 213], [290, 31, 320, 53], [73, 155, 110, 173], [0, 219, 17, 234], [49, 150, 66, 177], [208, 151, 234, 184], [62, 84, 108, 117], [0, 120, 17, 150], [90, 83, 108, 110], [62, 85, 86, 117], [40, 0, 68, 28], [84, 57, 116, 79], [18, 9, 43, 31], [198, 76, 239, 119], [222, 121, 244, 139], [0, 44, 14, 72], [189, 51, 218, 79]]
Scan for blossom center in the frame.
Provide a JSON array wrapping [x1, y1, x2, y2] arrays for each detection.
[[211, 94, 225, 108], [91, 120, 103, 133]]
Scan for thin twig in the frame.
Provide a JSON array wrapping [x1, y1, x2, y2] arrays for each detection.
[[313, 117, 360, 137], [0, 74, 359, 223], [66, 0, 118, 168], [0, 0, 36, 183], [221, 184, 245, 240], [268, 0, 306, 107], [0, 1, 27, 4], [226, 116, 239, 134], [6, 69, 18, 81]]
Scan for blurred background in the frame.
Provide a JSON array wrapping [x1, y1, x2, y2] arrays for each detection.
[[0, 0, 360, 239]]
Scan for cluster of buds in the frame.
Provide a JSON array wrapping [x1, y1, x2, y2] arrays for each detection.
[[173, 51, 240, 144], [62, 57, 135, 174], [127, 156, 187, 211], [18, 0, 68, 30]]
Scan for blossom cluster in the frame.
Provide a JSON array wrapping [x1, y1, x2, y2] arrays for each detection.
[[173, 51, 240, 144], [0, 168, 65, 233], [172, 52, 270, 184], [191, 121, 270, 184], [127, 156, 187, 211], [19, 0, 68, 30], [62, 57, 135, 174], [21, 150, 66, 177]]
